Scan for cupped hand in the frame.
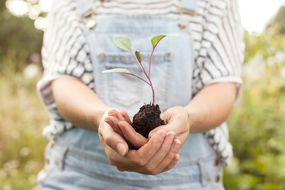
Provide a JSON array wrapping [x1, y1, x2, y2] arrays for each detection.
[[149, 106, 191, 148], [99, 108, 183, 175], [104, 129, 182, 175], [98, 108, 131, 156], [104, 109, 147, 149]]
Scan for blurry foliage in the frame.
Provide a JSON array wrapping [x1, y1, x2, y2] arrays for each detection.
[[0, 70, 48, 190], [225, 25, 285, 190], [267, 5, 285, 34], [0, 2, 47, 189], [1, 0, 285, 189], [0, 0, 43, 71]]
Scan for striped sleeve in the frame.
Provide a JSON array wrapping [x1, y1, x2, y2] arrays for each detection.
[[192, 0, 244, 95], [37, 0, 94, 107]]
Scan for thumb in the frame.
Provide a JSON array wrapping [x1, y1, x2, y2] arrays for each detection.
[[148, 111, 170, 138], [100, 122, 129, 156], [118, 121, 147, 149], [160, 109, 172, 123], [148, 126, 164, 139]]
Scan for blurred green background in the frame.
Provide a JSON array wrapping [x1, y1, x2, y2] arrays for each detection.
[[0, 0, 285, 190]]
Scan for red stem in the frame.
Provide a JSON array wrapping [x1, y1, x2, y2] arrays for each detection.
[[148, 46, 156, 78], [149, 79, 155, 105], [131, 52, 155, 104], [131, 52, 149, 79]]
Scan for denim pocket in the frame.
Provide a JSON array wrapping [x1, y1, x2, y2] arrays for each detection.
[[100, 50, 172, 107], [103, 54, 144, 107]]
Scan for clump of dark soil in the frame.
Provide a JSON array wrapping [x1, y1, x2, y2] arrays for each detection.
[[132, 104, 165, 138]]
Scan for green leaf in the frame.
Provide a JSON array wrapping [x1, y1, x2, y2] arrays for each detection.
[[151, 34, 166, 48], [112, 36, 132, 51], [102, 68, 132, 74], [135, 51, 142, 63]]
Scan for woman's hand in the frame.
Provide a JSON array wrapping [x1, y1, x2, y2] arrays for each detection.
[[104, 109, 147, 149], [149, 106, 191, 148], [99, 109, 182, 174], [98, 108, 148, 156], [103, 130, 181, 175], [98, 108, 131, 156]]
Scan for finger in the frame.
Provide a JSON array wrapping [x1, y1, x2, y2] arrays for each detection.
[[101, 122, 129, 156], [120, 111, 132, 124], [162, 154, 180, 173], [105, 145, 133, 166], [148, 117, 181, 138], [158, 118, 187, 139], [118, 121, 147, 149], [126, 130, 166, 166], [160, 111, 171, 123], [108, 109, 125, 121], [105, 116, 122, 135], [145, 132, 175, 172], [156, 138, 182, 172]]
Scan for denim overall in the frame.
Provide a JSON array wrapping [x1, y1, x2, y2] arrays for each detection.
[[38, 0, 225, 189]]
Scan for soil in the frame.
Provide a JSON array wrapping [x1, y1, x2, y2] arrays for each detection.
[[132, 104, 165, 138]]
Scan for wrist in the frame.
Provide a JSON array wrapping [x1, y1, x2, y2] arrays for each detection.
[[183, 106, 195, 131], [90, 106, 111, 130]]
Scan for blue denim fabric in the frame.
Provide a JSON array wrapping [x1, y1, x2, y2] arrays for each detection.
[[38, 0, 225, 189], [38, 129, 224, 190]]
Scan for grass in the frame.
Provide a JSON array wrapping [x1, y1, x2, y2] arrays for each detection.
[[0, 67, 48, 190]]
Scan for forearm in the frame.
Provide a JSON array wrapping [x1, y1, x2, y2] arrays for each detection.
[[52, 77, 110, 131], [185, 83, 237, 133]]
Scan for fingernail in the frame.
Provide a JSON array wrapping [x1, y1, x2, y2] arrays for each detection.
[[174, 139, 181, 145], [117, 143, 127, 156], [167, 131, 175, 137], [158, 129, 166, 135], [149, 131, 155, 138], [175, 154, 180, 160]]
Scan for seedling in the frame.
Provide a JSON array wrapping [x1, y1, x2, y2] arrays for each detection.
[[102, 34, 166, 105], [102, 35, 167, 138]]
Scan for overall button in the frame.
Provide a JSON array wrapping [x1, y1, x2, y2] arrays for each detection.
[[165, 52, 173, 62], [178, 20, 187, 29], [97, 51, 105, 61], [86, 20, 96, 29], [80, 9, 93, 19], [214, 159, 219, 166], [215, 175, 221, 182]]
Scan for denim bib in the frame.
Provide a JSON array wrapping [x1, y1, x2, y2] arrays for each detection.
[[38, 1, 225, 189]]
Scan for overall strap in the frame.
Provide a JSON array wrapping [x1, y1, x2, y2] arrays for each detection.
[[77, 0, 96, 19], [179, 0, 198, 16], [181, 0, 198, 10], [78, 0, 199, 19]]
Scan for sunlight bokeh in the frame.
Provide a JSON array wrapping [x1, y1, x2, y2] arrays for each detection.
[[239, 0, 285, 33], [5, 0, 285, 32], [6, 0, 29, 16], [1, 0, 285, 189]]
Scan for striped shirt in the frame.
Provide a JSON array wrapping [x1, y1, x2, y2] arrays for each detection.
[[37, 0, 243, 165]]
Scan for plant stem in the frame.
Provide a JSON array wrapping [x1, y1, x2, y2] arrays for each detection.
[[148, 78, 155, 105], [148, 47, 156, 78], [131, 52, 149, 79], [147, 45, 159, 105], [131, 52, 156, 104]]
